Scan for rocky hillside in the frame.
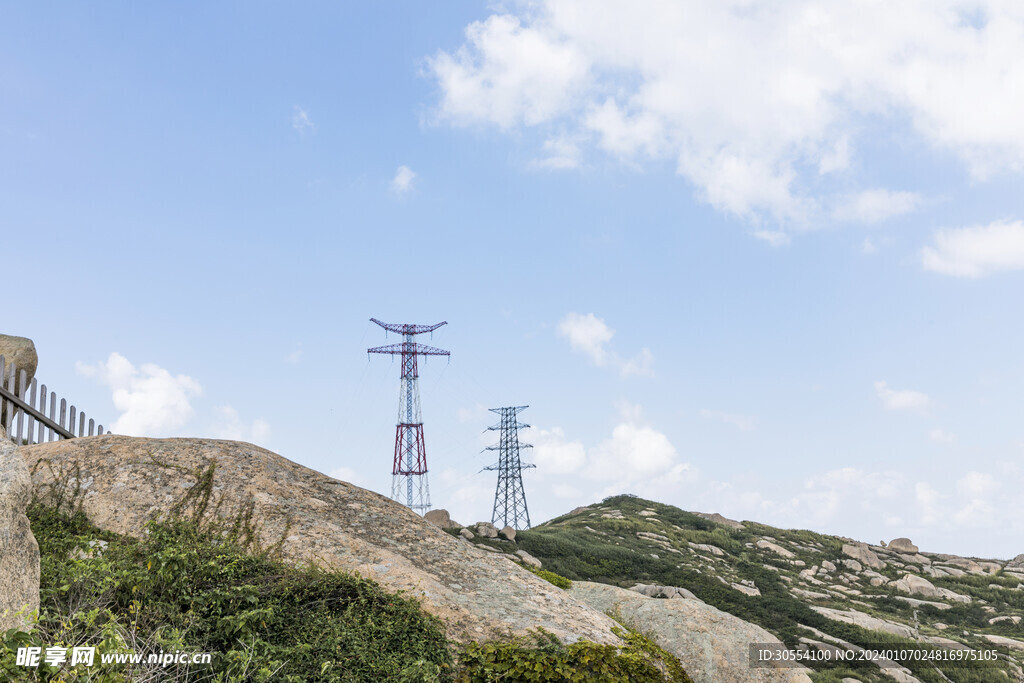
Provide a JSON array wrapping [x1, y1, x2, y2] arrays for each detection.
[[17, 435, 620, 647], [7, 429, 1023, 682], [477, 494, 1023, 682]]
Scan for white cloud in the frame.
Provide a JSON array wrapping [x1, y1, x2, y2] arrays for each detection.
[[685, 462, 1024, 555], [209, 405, 271, 445], [874, 380, 930, 415], [921, 219, 1024, 277], [76, 352, 202, 437], [428, 14, 588, 129], [430, 2, 1024, 224], [619, 348, 655, 378], [531, 426, 586, 474], [390, 165, 417, 193], [699, 409, 755, 432], [952, 473, 998, 527], [589, 404, 678, 482], [928, 428, 955, 444], [957, 471, 997, 498], [818, 135, 850, 174], [832, 189, 921, 224], [752, 230, 791, 247], [557, 312, 614, 366], [862, 237, 877, 254], [557, 312, 654, 377], [532, 137, 581, 169], [291, 106, 315, 134]]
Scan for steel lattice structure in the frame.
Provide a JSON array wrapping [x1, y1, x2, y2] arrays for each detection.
[[368, 318, 449, 513], [484, 406, 535, 529]]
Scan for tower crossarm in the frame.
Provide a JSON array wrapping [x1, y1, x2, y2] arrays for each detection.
[[367, 342, 451, 357], [486, 422, 530, 431], [483, 462, 535, 470], [370, 318, 447, 336]]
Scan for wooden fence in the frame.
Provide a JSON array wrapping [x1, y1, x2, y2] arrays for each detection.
[[0, 354, 109, 445]]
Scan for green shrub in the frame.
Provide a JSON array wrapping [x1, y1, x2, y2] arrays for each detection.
[[2, 504, 453, 682], [522, 565, 573, 589], [456, 628, 692, 683]]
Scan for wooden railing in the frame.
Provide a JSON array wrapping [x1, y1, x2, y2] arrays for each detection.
[[0, 355, 109, 444]]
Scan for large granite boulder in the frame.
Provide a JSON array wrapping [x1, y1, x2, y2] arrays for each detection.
[[0, 334, 38, 426], [0, 437, 40, 631], [889, 573, 971, 603], [842, 543, 885, 569], [568, 581, 811, 683], [0, 334, 37, 385], [888, 537, 919, 553], [20, 436, 621, 645], [808, 606, 915, 638], [423, 508, 460, 529]]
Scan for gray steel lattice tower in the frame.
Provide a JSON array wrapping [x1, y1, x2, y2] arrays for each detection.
[[484, 406, 535, 529]]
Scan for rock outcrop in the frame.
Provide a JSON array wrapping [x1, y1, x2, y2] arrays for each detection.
[[692, 511, 745, 530], [515, 549, 542, 567], [630, 583, 701, 601], [0, 334, 38, 426], [0, 334, 38, 386], [842, 543, 884, 569], [756, 539, 795, 558], [888, 537, 919, 553], [20, 436, 621, 645], [890, 573, 971, 603], [423, 508, 459, 528], [568, 582, 811, 683], [0, 437, 40, 631], [809, 606, 915, 638], [475, 521, 498, 538]]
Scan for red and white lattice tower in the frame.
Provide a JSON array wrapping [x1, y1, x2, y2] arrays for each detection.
[[367, 318, 449, 513]]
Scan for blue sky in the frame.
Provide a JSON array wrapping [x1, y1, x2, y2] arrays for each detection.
[[4, 2, 1024, 558]]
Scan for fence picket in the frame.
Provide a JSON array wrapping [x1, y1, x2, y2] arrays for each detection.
[[69, 405, 77, 438], [88, 418, 95, 436], [49, 392, 56, 441], [3, 360, 13, 433], [79, 411, 86, 439], [15, 369, 27, 443], [26, 378, 37, 445], [0, 356, 5, 433], [38, 384, 47, 443]]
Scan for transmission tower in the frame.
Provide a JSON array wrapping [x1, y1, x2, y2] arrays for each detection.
[[484, 406, 535, 529], [368, 318, 449, 513]]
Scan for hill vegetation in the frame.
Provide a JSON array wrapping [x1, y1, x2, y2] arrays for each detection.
[[502, 494, 1024, 683], [1, 502, 689, 682]]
